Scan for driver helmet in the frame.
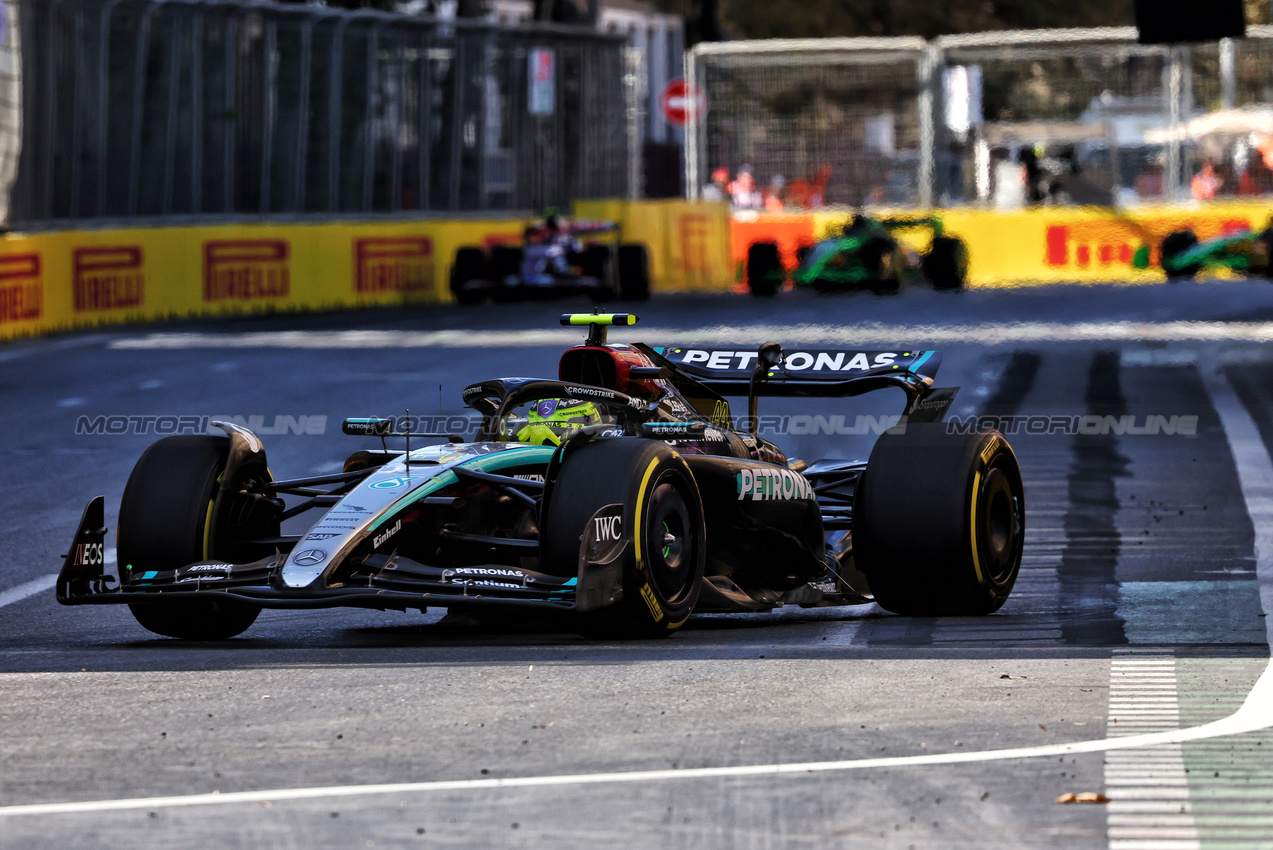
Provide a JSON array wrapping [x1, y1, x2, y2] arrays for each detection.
[[515, 398, 606, 446]]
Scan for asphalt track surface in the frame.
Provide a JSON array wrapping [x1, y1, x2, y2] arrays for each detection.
[[2, 282, 1273, 849]]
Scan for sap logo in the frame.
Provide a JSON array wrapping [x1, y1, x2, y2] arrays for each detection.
[[373, 520, 401, 549], [593, 515, 622, 542]]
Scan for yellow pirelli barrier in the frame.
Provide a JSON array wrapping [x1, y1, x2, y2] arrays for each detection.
[[731, 203, 1273, 289], [0, 203, 735, 343], [0, 218, 540, 343], [574, 198, 733, 292]]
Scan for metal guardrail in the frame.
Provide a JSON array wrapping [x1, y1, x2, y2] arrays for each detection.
[[13, 0, 631, 228]]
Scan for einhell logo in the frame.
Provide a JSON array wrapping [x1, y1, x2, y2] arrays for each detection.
[[0, 254, 42, 325], [1045, 219, 1250, 268], [203, 240, 290, 302], [73, 246, 144, 312], [354, 237, 434, 294]]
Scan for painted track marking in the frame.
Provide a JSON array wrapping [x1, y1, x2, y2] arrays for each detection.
[[0, 575, 57, 610], [107, 321, 1273, 350], [1106, 652, 1198, 849]]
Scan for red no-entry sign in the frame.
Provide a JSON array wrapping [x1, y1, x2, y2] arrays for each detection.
[[660, 79, 705, 127]]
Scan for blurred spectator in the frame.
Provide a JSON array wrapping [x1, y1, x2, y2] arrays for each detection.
[[786, 163, 832, 209], [1218, 161, 1239, 196], [1191, 160, 1221, 200], [729, 167, 763, 209], [1241, 155, 1273, 196], [1135, 160, 1163, 198], [763, 175, 785, 212], [701, 167, 729, 202]]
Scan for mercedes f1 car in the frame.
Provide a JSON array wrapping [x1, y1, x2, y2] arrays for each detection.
[[450, 217, 650, 305], [746, 215, 968, 297], [57, 314, 1024, 640]]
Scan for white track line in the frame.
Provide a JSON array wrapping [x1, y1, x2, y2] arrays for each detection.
[[1, 361, 1269, 820], [2, 678, 1272, 818], [0, 575, 57, 609], [1105, 653, 1197, 849], [107, 321, 1273, 350]]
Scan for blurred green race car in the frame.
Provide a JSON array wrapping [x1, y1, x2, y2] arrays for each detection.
[[746, 214, 968, 296], [1143, 222, 1273, 280]]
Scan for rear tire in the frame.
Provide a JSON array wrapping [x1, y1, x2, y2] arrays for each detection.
[[1160, 230, 1201, 280], [854, 425, 1024, 615], [617, 244, 651, 300], [543, 439, 705, 638], [583, 245, 615, 302], [922, 236, 968, 290], [489, 245, 523, 281], [450, 246, 487, 305], [118, 436, 263, 639], [747, 241, 782, 297]]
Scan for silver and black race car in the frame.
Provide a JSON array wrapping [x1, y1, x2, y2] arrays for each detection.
[[57, 314, 1024, 640]]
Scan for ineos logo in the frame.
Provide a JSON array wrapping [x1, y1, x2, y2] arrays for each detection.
[[593, 516, 622, 541], [292, 549, 327, 566], [74, 542, 104, 567]]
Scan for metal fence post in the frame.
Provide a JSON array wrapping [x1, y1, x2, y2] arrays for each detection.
[[918, 43, 937, 210], [68, 5, 84, 217], [292, 13, 314, 211], [128, 0, 164, 216], [683, 44, 698, 200], [1220, 37, 1235, 109], [326, 14, 349, 212], [624, 45, 643, 200], [1166, 45, 1183, 200]]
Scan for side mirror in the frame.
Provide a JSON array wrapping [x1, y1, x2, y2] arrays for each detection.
[[757, 342, 784, 372], [748, 344, 783, 436]]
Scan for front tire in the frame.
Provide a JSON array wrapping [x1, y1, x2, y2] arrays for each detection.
[[746, 241, 782, 297], [543, 439, 705, 638], [118, 436, 263, 639], [854, 425, 1024, 615]]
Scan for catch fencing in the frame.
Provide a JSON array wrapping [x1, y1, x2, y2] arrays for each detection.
[[14, 0, 632, 227], [687, 26, 1273, 211]]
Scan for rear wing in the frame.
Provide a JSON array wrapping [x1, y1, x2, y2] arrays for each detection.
[[649, 346, 943, 398]]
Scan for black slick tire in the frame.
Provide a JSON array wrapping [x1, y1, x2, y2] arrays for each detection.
[[583, 245, 615, 302], [617, 244, 651, 300], [746, 241, 782, 297], [854, 424, 1024, 616], [543, 439, 705, 638], [117, 436, 262, 639], [450, 246, 487, 305], [922, 236, 968, 290], [1160, 230, 1201, 280]]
